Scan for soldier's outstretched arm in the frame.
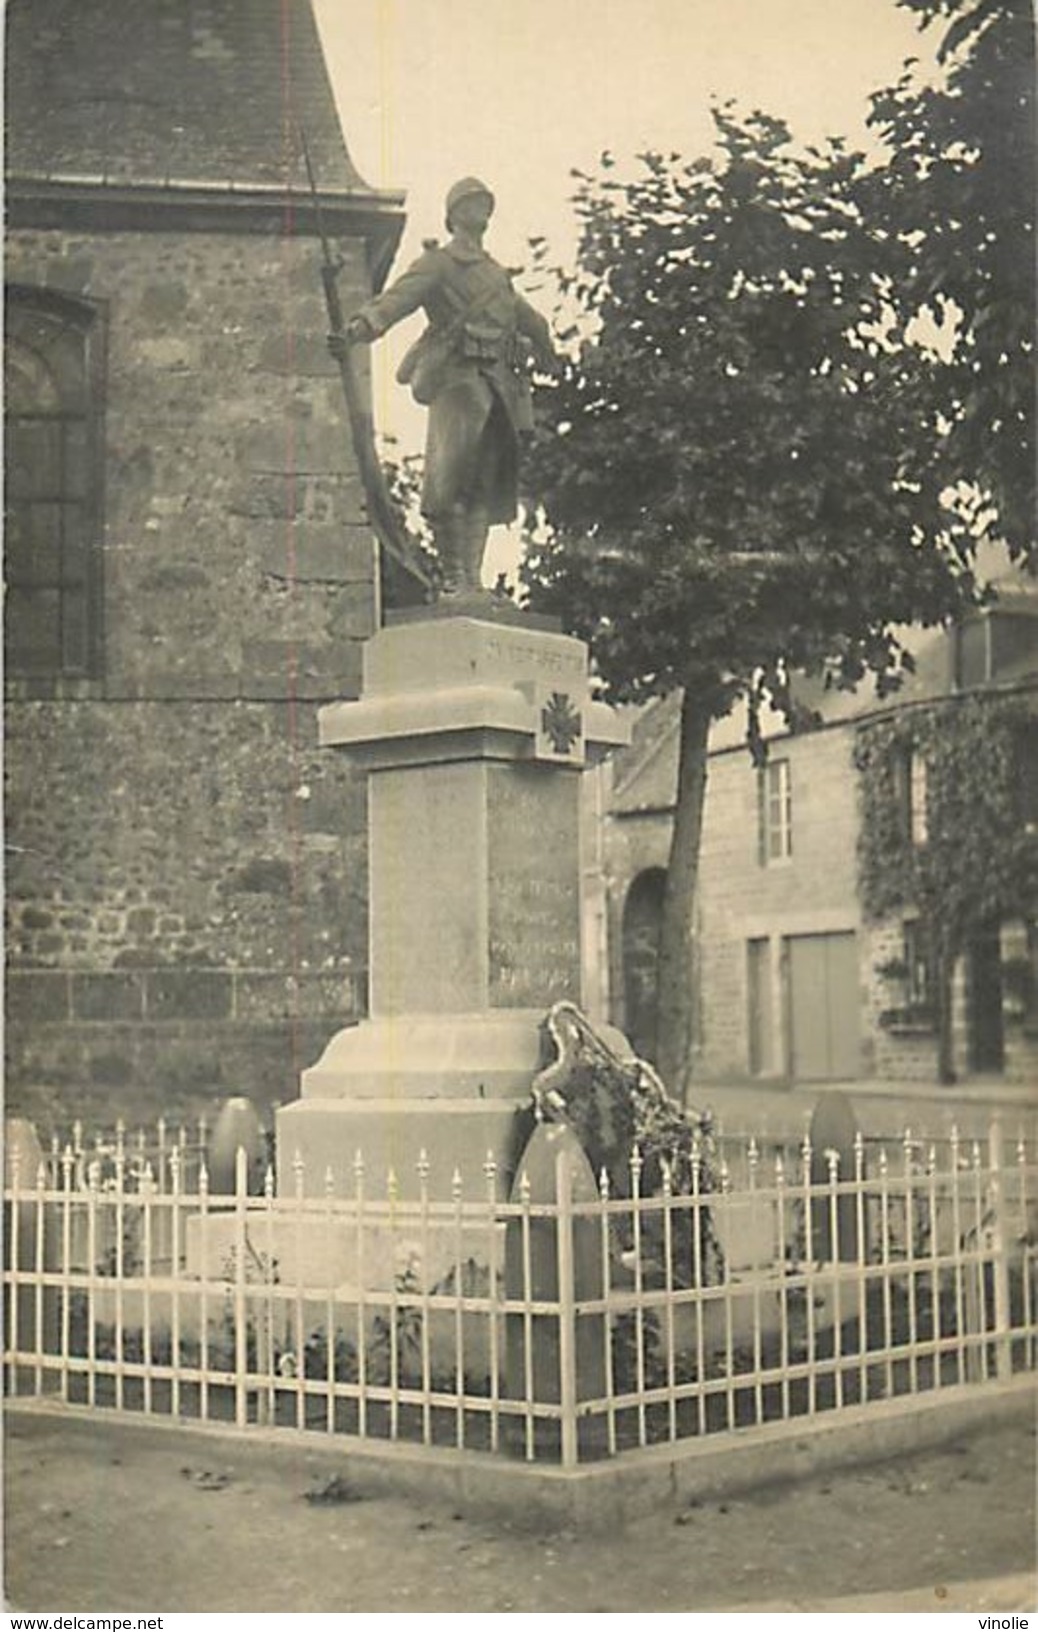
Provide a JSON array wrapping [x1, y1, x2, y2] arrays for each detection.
[[352, 251, 444, 342]]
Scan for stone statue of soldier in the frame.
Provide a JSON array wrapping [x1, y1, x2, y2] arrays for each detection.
[[335, 177, 556, 596]]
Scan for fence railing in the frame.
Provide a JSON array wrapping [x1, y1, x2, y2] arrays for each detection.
[[4, 1116, 1036, 1469]]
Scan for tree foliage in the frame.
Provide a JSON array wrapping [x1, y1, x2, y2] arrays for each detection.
[[859, 0, 1035, 559], [521, 109, 973, 720]]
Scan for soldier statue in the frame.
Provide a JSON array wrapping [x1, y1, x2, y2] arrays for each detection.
[[334, 177, 556, 596]]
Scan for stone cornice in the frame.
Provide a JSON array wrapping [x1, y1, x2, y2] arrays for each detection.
[[5, 176, 407, 289]]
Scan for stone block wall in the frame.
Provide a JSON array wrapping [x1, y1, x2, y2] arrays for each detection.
[[5, 220, 379, 1129], [6, 226, 376, 700], [862, 919, 940, 1083]]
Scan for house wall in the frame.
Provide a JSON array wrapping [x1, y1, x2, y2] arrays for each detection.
[[693, 726, 864, 1081], [604, 705, 1038, 1099], [4, 224, 378, 1133]]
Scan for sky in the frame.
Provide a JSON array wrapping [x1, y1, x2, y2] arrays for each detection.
[[311, 0, 937, 578]]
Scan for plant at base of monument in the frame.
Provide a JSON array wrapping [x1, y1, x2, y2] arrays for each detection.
[[532, 1001, 725, 1288], [369, 1249, 424, 1386], [520, 4, 1029, 1105], [302, 1326, 359, 1383], [610, 1309, 665, 1396], [854, 693, 1038, 1081]]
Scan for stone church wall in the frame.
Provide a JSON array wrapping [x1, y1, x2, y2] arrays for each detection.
[[5, 224, 378, 1131]]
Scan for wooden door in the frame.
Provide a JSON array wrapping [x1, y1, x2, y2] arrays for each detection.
[[787, 931, 860, 1081]]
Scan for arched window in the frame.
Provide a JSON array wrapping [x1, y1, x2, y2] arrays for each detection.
[[4, 286, 105, 679]]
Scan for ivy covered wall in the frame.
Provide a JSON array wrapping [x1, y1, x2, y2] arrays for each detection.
[[854, 691, 1038, 1083]]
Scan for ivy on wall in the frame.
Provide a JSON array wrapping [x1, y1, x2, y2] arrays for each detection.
[[854, 692, 1038, 1079]]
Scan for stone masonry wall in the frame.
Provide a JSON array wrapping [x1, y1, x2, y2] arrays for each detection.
[[5, 226, 377, 700], [863, 918, 942, 1084], [5, 221, 380, 1132]]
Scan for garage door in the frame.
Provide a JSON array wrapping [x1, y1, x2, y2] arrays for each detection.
[[787, 931, 860, 1081]]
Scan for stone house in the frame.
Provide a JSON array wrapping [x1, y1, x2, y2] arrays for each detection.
[[597, 592, 1038, 1107], [3, 0, 424, 1131]]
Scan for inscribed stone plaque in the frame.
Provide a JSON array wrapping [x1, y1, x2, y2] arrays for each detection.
[[486, 763, 581, 1009]]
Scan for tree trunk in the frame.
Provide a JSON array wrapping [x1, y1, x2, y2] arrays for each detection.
[[655, 688, 713, 1107], [935, 945, 957, 1085]]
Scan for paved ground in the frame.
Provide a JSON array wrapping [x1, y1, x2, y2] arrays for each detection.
[[4, 1404, 1036, 1614]]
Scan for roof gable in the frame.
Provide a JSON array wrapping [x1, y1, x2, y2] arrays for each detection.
[[5, 0, 367, 195]]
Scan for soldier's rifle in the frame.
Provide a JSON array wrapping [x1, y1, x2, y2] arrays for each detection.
[[300, 129, 431, 596]]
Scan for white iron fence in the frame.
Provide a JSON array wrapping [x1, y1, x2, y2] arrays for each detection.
[[4, 1116, 1036, 1469]]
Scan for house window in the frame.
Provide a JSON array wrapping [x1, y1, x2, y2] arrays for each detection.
[[909, 752, 928, 845], [903, 919, 933, 1011], [4, 286, 105, 680], [758, 758, 792, 863], [893, 746, 928, 845]]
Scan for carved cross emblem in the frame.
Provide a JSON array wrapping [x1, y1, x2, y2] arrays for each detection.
[[540, 691, 582, 757]]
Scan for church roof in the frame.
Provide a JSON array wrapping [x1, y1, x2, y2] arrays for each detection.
[[5, 0, 378, 199]]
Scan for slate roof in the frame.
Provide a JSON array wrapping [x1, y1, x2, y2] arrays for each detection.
[[4, 0, 371, 197]]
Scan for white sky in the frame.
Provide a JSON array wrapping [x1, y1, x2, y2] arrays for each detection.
[[311, 0, 935, 578]]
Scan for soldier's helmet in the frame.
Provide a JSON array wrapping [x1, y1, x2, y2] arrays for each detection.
[[445, 176, 495, 230]]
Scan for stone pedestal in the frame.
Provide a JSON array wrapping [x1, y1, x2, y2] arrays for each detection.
[[277, 608, 628, 1201]]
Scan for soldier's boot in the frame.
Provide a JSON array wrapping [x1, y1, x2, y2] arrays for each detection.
[[433, 509, 467, 595], [459, 509, 490, 593]]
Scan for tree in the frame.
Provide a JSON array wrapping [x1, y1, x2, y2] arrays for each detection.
[[519, 108, 981, 1103], [859, 0, 1035, 560]]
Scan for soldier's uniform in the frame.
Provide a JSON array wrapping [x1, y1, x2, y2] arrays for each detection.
[[353, 179, 552, 589]]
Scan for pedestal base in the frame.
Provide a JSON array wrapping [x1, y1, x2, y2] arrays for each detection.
[[277, 1010, 543, 1199]]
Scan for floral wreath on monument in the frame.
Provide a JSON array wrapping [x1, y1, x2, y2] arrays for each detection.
[[530, 1001, 726, 1286]]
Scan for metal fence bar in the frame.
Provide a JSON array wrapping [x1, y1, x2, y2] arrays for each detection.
[[168, 1147, 182, 1419], [418, 1151, 433, 1448], [629, 1147, 647, 1449], [262, 1163, 279, 1430], [988, 1121, 1012, 1382], [483, 1151, 501, 1455], [141, 1160, 154, 1417], [58, 1148, 73, 1403], [774, 1152, 790, 1422], [519, 1167, 535, 1463], [826, 1148, 844, 1412], [853, 1133, 868, 1405], [661, 1161, 677, 1444], [198, 1160, 211, 1423], [950, 1127, 967, 1387], [451, 1165, 465, 1450], [925, 1143, 942, 1392], [354, 1151, 368, 1440], [969, 1140, 987, 1383], [1018, 1135, 1035, 1369], [555, 1148, 579, 1471], [233, 1147, 249, 1430], [598, 1166, 617, 1458], [800, 1135, 817, 1418], [747, 1139, 764, 1429], [878, 1146, 894, 1398]]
